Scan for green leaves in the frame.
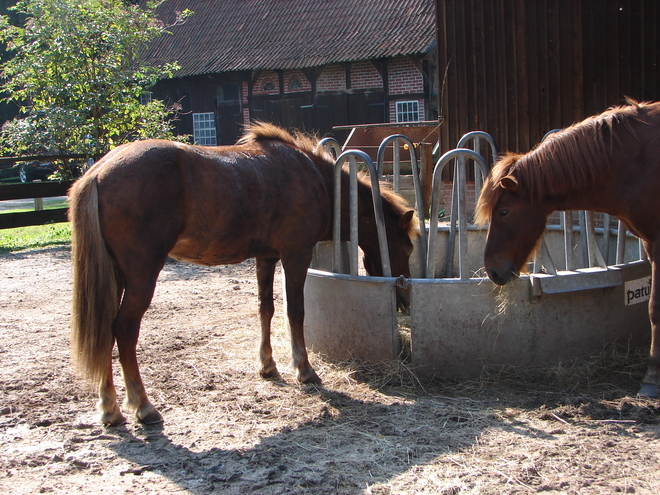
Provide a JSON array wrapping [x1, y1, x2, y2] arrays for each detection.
[[0, 0, 189, 157]]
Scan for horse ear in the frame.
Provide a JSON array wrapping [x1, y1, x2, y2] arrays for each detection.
[[399, 209, 415, 229], [500, 175, 518, 191]]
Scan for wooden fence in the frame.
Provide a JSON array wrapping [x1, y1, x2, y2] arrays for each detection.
[[0, 180, 73, 230], [0, 154, 91, 230]]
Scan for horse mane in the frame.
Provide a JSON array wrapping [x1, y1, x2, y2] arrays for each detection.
[[239, 121, 419, 238], [238, 121, 331, 162], [475, 99, 650, 225]]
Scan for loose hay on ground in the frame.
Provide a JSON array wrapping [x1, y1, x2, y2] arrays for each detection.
[[1, 247, 659, 494]]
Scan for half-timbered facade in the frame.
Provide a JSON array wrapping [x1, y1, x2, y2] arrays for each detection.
[[142, 0, 437, 144]]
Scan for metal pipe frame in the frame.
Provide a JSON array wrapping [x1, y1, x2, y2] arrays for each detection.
[[376, 134, 428, 276], [427, 149, 488, 280], [319, 137, 342, 159], [445, 132, 497, 278], [333, 150, 392, 277]]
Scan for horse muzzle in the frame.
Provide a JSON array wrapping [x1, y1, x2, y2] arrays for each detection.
[[395, 286, 411, 311], [487, 265, 518, 286]]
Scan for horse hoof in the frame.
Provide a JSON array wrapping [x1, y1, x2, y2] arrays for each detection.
[[137, 407, 164, 425], [260, 368, 281, 380], [299, 370, 322, 385], [637, 383, 659, 398], [100, 411, 126, 427]]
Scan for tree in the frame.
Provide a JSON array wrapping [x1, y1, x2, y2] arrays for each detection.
[[0, 0, 191, 168]]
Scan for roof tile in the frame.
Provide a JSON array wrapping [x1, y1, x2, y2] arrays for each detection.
[[141, 0, 436, 76]]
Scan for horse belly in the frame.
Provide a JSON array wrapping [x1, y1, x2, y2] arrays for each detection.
[[169, 236, 278, 266]]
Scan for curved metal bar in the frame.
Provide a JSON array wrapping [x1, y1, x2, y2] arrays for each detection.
[[376, 134, 428, 276], [616, 221, 626, 264], [561, 211, 574, 270], [376, 136, 400, 192], [319, 137, 342, 159], [333, 150, 392, 277], [542, 128, 562, 142], [456, 130, 497, 194], [427, 149, 488, 279], [456, 130, 498, 167], [445, 132, 497, 278], [540, 129, 568, 272]]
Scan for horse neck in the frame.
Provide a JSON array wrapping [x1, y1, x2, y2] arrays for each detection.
[[331, 173, 380, 246], [544, 186, 618, 215], [525, 147, 626, 217], [357, 187, 380, 248]]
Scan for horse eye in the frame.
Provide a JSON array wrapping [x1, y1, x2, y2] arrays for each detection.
[[498, 208, 509, 217]]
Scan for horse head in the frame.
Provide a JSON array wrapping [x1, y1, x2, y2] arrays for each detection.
[[478, 173, 548, 285], [361, 207, 417, 307]]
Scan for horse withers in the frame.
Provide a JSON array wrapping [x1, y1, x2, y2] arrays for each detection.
[[475, 100, 660, 397], [69, 123, 418, 426]]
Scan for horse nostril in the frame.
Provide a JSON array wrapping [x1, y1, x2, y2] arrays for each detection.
[[488, 269, 507, 286]]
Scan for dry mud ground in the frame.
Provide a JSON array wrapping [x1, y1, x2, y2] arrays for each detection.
[[1, 246, 659, 494]]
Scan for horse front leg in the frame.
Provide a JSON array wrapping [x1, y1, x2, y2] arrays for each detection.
[[640, 245, 660, 397], [281, 254, 321, 384], [113, 282, 163, 424], [256, 257, 280, 379]]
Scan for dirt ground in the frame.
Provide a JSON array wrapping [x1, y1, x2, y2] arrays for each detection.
[[1, 246, 659, 494]]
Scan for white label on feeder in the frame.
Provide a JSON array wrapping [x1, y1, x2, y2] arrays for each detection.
[[624, 277, 651, 306]]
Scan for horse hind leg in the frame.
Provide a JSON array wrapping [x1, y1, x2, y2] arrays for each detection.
[[256, 257, 280, 379], [113, 275, 164, 424], [98, 277, 126, 425], [98, 366, 125, 426]]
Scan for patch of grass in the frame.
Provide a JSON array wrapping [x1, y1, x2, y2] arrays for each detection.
[[0, 222, 71, 253]]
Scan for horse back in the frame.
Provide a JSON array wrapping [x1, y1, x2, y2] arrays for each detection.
[[88, 139, 332, 266]]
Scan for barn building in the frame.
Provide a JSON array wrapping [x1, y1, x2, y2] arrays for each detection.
[[141, 0, 438, 145], [143, 0, 660, 157]]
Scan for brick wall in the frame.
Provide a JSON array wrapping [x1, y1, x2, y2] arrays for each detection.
[[283, 69, 312, 93], [442, 182, 478, 219], [252, 70, 313, 96], [388, 57, 425, 123], [317, 64, 347, 91], [246, 56, 426, 124], [250, 57, 422, 97], [252, 70, 280, 95], [350, 60, 384, 89], [388, 57, 424, 95]]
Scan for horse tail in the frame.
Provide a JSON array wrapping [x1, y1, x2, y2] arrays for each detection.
[[68, 174, 120, 388]]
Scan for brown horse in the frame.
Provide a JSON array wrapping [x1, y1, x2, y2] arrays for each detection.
[[475, 100, 660, 398], [69, 123, 417, 425]]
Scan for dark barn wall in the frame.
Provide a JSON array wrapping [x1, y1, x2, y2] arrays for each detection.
[[436, 0, 660, 154], [155, 82, 389, 145], [151, 54, 433, 145], [153, 76, 244, 145], [250, 90, 387, 138]]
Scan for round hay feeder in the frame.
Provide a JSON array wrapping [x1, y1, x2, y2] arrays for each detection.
[[295, 135, 651, 379]]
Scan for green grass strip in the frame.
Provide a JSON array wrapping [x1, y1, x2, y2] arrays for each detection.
[[0, 222, 71, 253]]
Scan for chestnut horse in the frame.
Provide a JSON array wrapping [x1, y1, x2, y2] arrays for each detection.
[[476, 100, 660, 398], [69, 123, 417, 425]]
